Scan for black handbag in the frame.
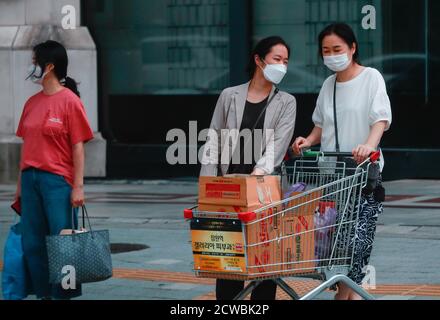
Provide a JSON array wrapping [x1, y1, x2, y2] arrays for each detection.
[[45, 206, 113, 284]]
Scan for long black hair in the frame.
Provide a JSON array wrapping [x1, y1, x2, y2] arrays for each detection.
[[318, 23, 360, 63], [33, 40, 80, 97], [247, 36, 290, 78]]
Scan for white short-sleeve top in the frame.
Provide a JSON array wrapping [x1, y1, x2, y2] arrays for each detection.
[[312, 67, 392, 170]]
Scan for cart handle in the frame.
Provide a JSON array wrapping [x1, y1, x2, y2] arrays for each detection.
[[301, 150, 381, 163]]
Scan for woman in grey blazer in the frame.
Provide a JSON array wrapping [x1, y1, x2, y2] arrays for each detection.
[[199, 36, 297, 300]]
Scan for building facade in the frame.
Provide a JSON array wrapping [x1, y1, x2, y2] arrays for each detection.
[[0, 0, 105, 183], [82, 0, 440, 180], [1, 1, 439, 181]]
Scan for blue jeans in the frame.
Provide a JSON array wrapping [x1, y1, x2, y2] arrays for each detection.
[[21, 168, 82, 299]]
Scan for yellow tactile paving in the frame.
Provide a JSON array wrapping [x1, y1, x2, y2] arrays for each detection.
[[1, 261, 439, 298]]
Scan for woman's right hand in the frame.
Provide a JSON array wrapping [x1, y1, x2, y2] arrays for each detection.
[[292, 137, 312, 155]]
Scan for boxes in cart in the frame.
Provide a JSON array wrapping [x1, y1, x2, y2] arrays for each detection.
[[196, 175, 283, 276], [197, 204, 259, 213], [281, 189, 322, 273], [191, 217, 247, 273], [245, 204, 283, 276], [198, 175, 281, 209], [282, 214, 315, 273], [284, 189, 322, 217]]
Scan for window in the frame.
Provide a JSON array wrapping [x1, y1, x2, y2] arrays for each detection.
[[253, 0, 429, 97], [86, 0, 229, 95]]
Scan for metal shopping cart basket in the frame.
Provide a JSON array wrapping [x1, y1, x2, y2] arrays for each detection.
[[184, 150, 380, 300]]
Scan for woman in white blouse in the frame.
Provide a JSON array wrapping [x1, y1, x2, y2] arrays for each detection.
[[292, 23, 392, 300]]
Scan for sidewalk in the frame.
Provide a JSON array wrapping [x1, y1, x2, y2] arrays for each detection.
[[1, 179, 440, 300]]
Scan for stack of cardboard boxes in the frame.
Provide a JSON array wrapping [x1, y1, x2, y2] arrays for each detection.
[[196, 175, 320, 277], [281, 189, 322, 274]]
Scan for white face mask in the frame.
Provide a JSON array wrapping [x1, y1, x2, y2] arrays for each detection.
[[260, 60, 287, 84], [27, 64, 48, 84], [323, 53, 352, 72]]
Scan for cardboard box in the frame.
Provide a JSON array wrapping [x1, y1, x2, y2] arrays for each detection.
[[198, 175, 281, 208], [281, 189, 322, 274], [245, 204, 283, 276], [191, 218, 247, 273], [282, 214, 315, 273], [196, 175, 283, 276], [284, 190, 323, 216], [197, 204, 260, 213], [198, 203, 283, 276]]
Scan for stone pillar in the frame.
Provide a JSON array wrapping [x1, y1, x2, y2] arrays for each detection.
[[0, 0, 106, 183]]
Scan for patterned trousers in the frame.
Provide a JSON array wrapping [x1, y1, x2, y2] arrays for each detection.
[[346, 190, 383, 284]]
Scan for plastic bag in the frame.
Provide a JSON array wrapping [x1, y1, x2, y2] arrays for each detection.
[[314, 202, 338, 261], [2, 223, 32, 300], [283, 182, 307, 199]]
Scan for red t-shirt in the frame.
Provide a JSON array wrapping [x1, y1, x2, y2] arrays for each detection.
[[16, 88, 94, 186]]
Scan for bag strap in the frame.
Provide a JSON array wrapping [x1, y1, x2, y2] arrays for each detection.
[[71, 205, 93, 233], [81, 205, 93, 232], [333, 78, 340, 153], [250, 88, 279, 134], [236, 88, 279, 174], [217, 95, 234, 176]]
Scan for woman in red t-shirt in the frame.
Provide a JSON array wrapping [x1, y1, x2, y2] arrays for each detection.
[[14, 40, 94, 300]]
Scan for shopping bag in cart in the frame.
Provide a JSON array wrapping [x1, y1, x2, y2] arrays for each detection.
[[283, 182, 306, 199], [314, 201, 338, 261]]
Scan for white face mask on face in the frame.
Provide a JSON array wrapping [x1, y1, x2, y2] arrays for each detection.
[[323, 53, 352, 72], [260, 59, 287, 84], [27, 64, 48, 85]]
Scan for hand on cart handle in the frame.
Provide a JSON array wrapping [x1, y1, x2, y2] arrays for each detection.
[[288, 148, 380, 164], [368, 150, 381, 163], [352, 144, 378, 164]]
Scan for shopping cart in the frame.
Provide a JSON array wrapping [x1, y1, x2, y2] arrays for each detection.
[[184, 150, 380, 300]]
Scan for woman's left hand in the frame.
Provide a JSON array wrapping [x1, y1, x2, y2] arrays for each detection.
[[71, 186, 85, 207], [352, 144, 375, 164]]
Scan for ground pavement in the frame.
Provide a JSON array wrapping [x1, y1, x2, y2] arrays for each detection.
[[1, 179, 439, 300]]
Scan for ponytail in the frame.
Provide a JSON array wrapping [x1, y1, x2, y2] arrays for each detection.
[[33, 41, 81, 97], [63, 76, 80, 97]]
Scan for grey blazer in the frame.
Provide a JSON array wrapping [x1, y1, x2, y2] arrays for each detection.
[[200, 81, 297, 177]]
